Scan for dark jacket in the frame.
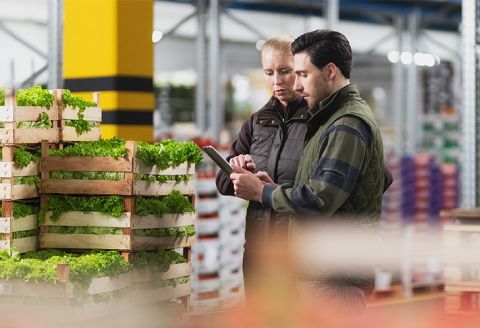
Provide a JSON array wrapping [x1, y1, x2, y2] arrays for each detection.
[[216, 96, 309, 250]]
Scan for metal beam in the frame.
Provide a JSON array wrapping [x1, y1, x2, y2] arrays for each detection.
[[365, 30, 396, 55], [405, 9, 420, 154], [222, 9, 267, 40], [16, 64, 48, 89], [195, 0, 207, 133], [162, 10, 198, 39], [326, 0, 339, 29], [393, 16, 405, 155], [0, 21, 47, 59], [48, 0, 63, 89], [208, 0, 222, 141], [461, 0, 478, 207]]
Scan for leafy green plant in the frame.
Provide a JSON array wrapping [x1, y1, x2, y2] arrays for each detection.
[[0, 146, 40, 168], [0, 87, 5, 106], [13, 203, 37, 219], [49, 138, 126, 157], [39, 195, 125, 222], [12, 229, 38, 239], [16, 112, 52, 129], [135, 191, 194, 217], [14, 176, 40, 188], [16, 86, 54, 107], [136, 174, 191, 183], [63, 90, 97, 135], [132, 249, 187, 272], [50, 171, 124, 181], [134, 225, 195, 238], [0, 250, 130, 284], [136, 140, 202, 169]]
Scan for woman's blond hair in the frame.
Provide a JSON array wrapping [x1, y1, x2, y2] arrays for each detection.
[[261, 35, 295, 54]]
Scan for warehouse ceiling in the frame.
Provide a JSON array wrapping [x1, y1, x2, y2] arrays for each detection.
[[161, 0, 462, 32]]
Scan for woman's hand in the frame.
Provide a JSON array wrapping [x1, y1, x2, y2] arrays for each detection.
[[229, 154, 256, 171], [255, 171, 274, 184]]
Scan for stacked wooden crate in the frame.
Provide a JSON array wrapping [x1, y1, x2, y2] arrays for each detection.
[[442, 208, 480, 315], [0, 89, 58, 254], [39, 139, 196, 308]]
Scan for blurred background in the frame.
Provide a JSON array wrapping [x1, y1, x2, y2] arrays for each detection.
[[0, 0, 479, 322]]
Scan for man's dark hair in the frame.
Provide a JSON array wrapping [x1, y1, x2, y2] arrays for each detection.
[[291, 29, 352, 79]]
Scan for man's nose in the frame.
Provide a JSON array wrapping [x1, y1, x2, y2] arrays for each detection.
[[273, 73, 282, 85], [294, 78, 303, 93]]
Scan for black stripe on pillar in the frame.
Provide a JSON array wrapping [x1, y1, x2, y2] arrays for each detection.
[[102, 110, 153, 125], [64, 76, 154, 92]]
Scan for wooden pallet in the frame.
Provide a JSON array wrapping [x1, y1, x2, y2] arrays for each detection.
[[0, 144, 40, 201], [445, 291, 480, 315], [0, 90, 59, 145], [55, 90, 102, 142]]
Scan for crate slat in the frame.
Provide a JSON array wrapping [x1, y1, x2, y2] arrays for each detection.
[[132, 235, 195, 250], [86, 272, 132, 296], [0, 106, 58, 122], [42, 156, 132, 172], [61, 127, 101, 142], [133, 180, 194, 196], [43, 211, 131, 228], [40, 234, 131, 250], [131, 213, 195, 229], [41, 179, 132, 195], [0, 162, 38, 178], [0, 215, 37, 232], [0, 236, 37, 253], [0, 128, 59, 144], [134, 282, 191, 303], [132, 263, 192, 284], [133, 159, 195, 175], [0, 184, 39, 200], [0, 280, 69, 298], [62, 107, 101, 121]]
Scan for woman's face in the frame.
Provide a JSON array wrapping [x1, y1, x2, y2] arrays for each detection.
[[261, 49, 298, 104]]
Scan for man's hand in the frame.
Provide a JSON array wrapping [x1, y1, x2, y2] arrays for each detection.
[[230, 166, 264, 202], [255, 171, 274, 184], [229, 154, 256, 171]]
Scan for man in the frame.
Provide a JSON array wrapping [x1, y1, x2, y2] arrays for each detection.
[[230, 29, 385, 309]]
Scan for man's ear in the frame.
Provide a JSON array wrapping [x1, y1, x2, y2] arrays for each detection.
[[327, 63, 337, 80]]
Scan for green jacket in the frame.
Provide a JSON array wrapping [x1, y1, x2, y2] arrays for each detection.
[[262, 84, 385, 221]]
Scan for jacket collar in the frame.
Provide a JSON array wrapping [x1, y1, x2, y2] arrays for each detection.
[[308, 84, 359, 123], [257, 96, 308, 122]]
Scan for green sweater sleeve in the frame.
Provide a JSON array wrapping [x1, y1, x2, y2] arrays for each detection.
[[262, 117, 372, 215]]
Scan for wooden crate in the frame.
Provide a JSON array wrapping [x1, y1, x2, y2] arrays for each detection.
[[56, 90, 102, 142], [40, 140, 135, 196], [0, 144, 40, 201], [133, 159, 195, 196], [0, 262, 191, 304], [0, 198, 38, 254], [0, 90, 59, 145], [0, 214, 37, 254], [41, 141, 196, 197], [39, 195, 195, 251]]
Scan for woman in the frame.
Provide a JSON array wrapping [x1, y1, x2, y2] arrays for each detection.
[[216, 36, 309, 287]]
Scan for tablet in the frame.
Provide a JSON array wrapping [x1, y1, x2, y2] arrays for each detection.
[[201, 146, 233, 175]]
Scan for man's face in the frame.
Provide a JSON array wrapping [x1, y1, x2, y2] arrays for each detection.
[[293, 52, 332, 110]]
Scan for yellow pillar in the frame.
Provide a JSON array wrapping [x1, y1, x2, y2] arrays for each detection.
[[64, 0, 154, 141]]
